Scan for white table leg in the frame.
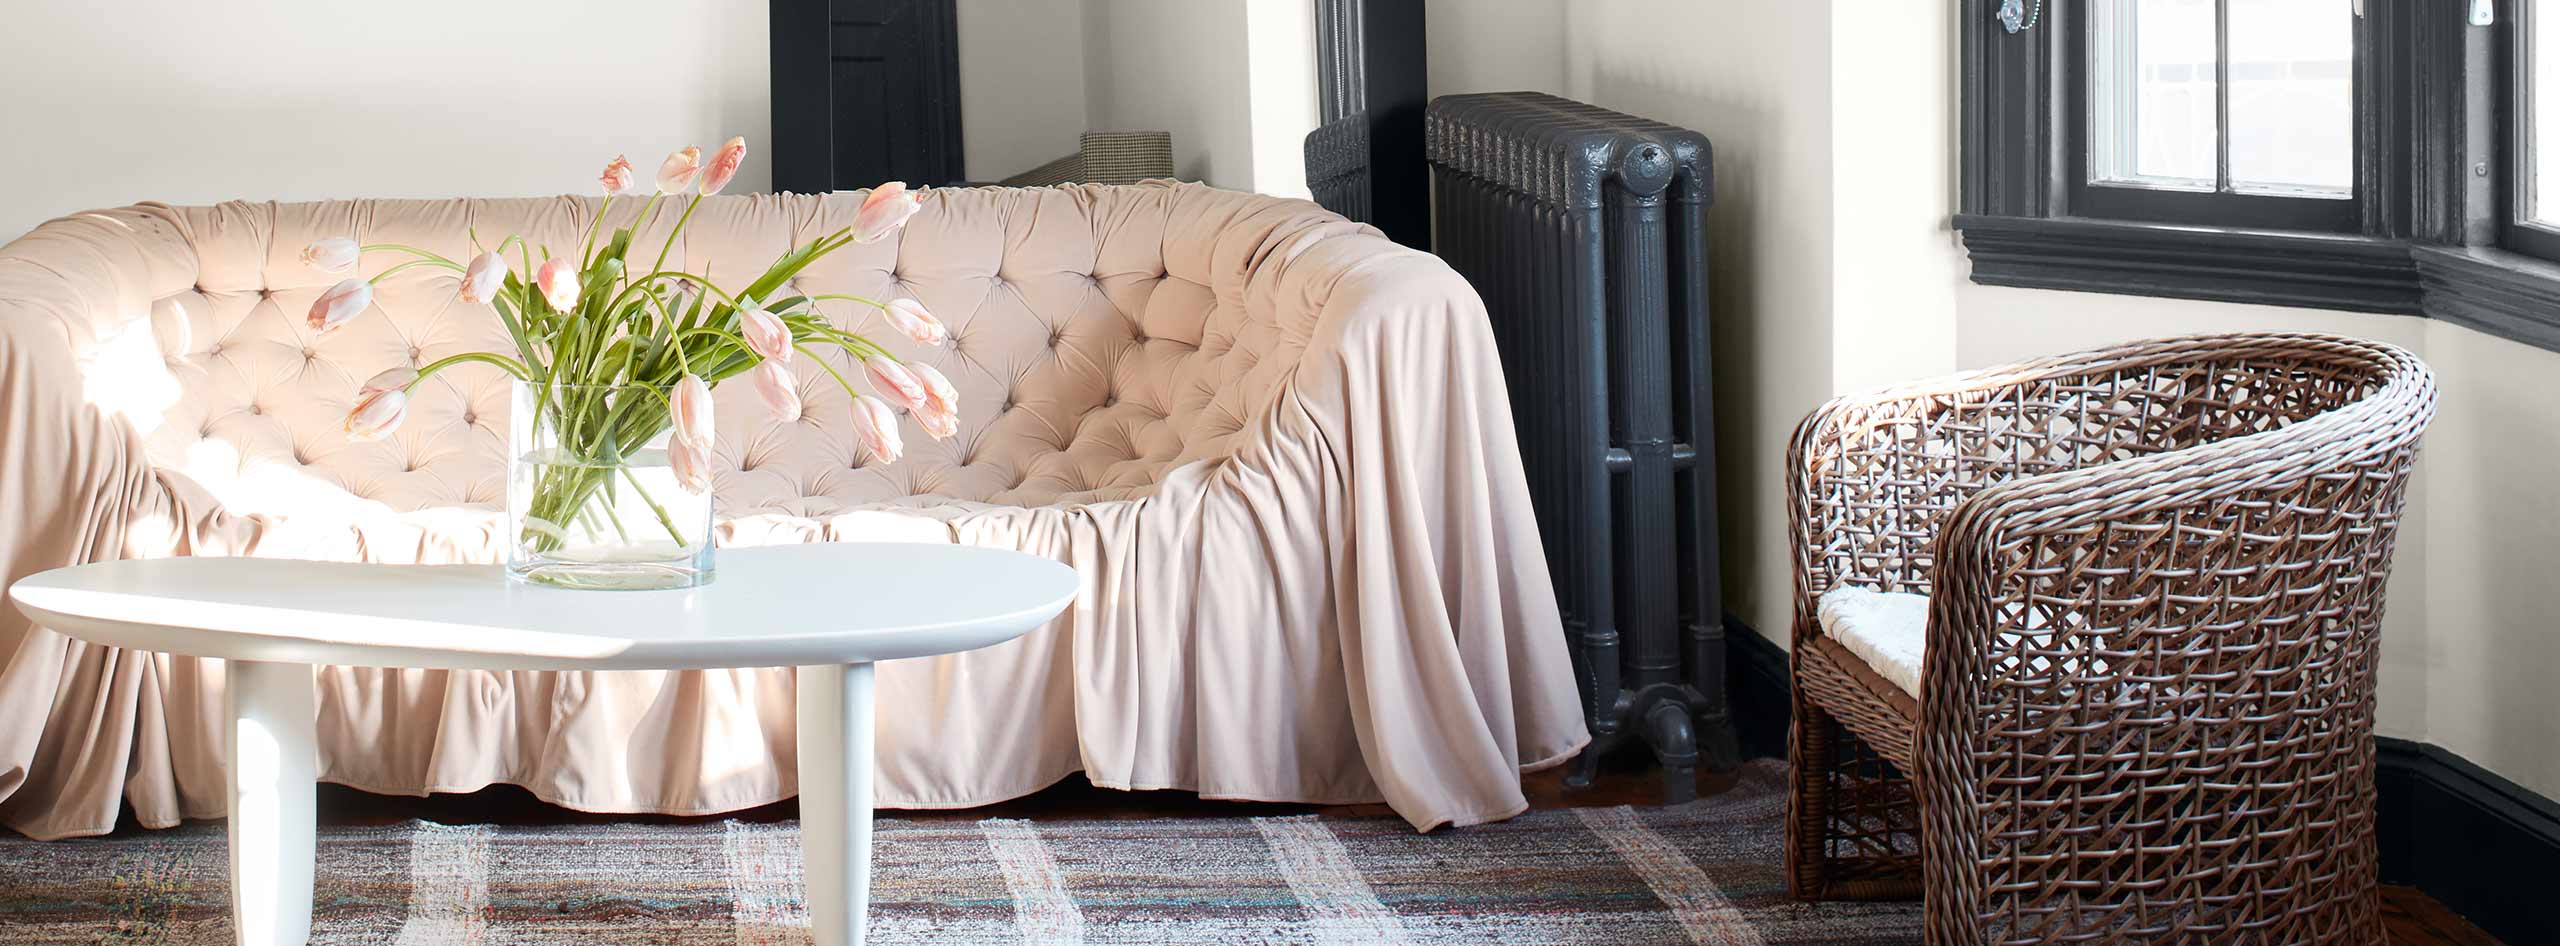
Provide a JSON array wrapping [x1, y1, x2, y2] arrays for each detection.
[[225, 659, 315, 946], [798, 662, 876, 946]]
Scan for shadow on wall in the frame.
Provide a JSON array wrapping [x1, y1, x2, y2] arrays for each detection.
[[1576, 57, 1825, 637]]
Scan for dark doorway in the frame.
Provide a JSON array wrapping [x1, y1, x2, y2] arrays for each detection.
[[770, 0, 967, 193]]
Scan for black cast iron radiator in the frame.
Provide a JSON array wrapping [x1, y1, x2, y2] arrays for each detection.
[[1425, 92, 1733, 801]]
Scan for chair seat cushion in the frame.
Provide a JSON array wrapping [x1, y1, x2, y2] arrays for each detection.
[[1816, 586, 1929, 697]]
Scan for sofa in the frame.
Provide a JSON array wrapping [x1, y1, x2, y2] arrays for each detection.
[[0, 182, 1587, 839]]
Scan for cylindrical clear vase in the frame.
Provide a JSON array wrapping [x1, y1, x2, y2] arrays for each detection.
[[505, 380, 715, 589]]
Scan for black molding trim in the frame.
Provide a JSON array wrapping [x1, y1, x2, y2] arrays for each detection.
[[1304, 0, 1426, 248], [1723, 615, 1789, 762], [2415, 245, 2560, 352], [1956, 215, 2424, 314], [2376, 736, 2560, 946]]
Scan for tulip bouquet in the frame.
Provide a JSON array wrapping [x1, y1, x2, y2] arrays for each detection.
[[305, 138, 955, 588]]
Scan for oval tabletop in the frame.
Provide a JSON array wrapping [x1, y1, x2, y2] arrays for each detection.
[[7, 544, 1080, 671]]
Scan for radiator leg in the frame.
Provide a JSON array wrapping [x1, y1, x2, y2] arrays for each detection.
[[1564, 742, 1605, 789], [1642, 701, 1698, 805], [1698, 716, 1743, 773]]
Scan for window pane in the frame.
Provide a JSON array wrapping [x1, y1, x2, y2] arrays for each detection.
[[2227, 0, 2353, 195], [2532, 6, 2560, 227], [2091, 0, 2218, 191]]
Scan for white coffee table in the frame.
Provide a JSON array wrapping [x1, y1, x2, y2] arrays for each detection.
[[7, 543, 1078, 946]]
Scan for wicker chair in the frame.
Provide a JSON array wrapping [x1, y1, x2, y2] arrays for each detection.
[[1782, 333, 2436, 946]]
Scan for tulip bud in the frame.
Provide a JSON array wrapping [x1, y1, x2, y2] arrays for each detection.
[[459, 251, 508, 305], [740, 302, 792, 362], [750, 359, 801, 420], [882, 298, 947, 346], [908, 361, 957, 415], [600, 154, 638, 196], [852, 181, 926, 243], [700, 137, 746, 196], [534, 257, 580, 312], [344, 388, 408, 441], [905, 362, 959, 440], [302, 237, 360, 274], [863, 354, 927, 410], [668, 437, 713, 494], [849, 394, 904, 464], [670, 373, 715, 450], [657, 145, 704, 195], [308, 278, 374, 335], [359, 365, 417, 398]]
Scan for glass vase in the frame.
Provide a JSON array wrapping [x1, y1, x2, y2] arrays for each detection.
[[505, 380, 715, 589]]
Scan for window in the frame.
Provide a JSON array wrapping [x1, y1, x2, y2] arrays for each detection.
[[1960, 0, 2560, 349], [2069, 0, 2359, 230], [2510, 0, 2560, 258]]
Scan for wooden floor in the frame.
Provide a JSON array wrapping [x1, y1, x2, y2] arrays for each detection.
[[307, 758, 2503, 945]]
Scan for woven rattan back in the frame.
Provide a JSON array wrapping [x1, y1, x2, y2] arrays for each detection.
[[1787, 333, 2435, 946]]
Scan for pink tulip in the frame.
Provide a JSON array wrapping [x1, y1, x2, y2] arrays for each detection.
[[359, 365, 416, 397], [863, 354, 927, 410], [308, 278, 373, 335], [740, 302, 791, 362], [700, 137, 746, 195], [656, 145, 703, 194], [882, 298, 947, 346], [600, 154, 638, 195], [670, 373, 715, 450], [459, 251, 507, 304], [906, 362, 958, 440], [853, 181, 926, 243], [534, 257, 580, 311], [668, 437, 713, 494], [302, 237, 359, 274], [849, 394, 904, 464], [344, 388, 407, 441], [749, 359, 801, 420]]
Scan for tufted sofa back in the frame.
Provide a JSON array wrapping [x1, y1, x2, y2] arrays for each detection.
[[8, 183, 1374, 524]]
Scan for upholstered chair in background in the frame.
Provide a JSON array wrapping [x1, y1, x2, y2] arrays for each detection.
[[1784, 333, 2435, 946]]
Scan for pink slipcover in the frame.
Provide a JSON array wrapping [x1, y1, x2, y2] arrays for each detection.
[[0, 183, 1586, 840]]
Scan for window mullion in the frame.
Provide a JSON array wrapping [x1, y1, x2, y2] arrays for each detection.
[[2215, 0, 2233, 193]]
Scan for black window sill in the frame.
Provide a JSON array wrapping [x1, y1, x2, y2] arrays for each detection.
[[1955, 214, 2560, 355]]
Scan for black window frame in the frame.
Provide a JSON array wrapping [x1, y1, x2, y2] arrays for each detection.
[[2503, 1, 2560, 261], [1958, 0, 2560, 358], [2063, 0, 2365, 233]]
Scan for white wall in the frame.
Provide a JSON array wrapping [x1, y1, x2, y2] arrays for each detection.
[[0, 0, 770, 238], [1083, 0, 1257, 187], [959, 0, 1092, 181], [1078, 0, 1315, 195]]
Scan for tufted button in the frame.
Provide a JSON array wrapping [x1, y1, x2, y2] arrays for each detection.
[[462, 411, 478, 424], [1103, 393, 1118, 407], [249, 404, 265, 416], [409, 346, 425, 361], [301, 348, 318, 362], [1047, 331, 1065, 349], [208, 344, 224, 356]]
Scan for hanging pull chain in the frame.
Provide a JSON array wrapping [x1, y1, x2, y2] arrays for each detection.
[[1998, 0, 2044, 34]]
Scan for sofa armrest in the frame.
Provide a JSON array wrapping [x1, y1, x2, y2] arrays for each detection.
[[1251, 232, 1588, 824], [0, 208, 260, 662]]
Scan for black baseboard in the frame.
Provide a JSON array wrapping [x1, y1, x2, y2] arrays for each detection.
[[2376, 736, 2560, 945], [1722, 617, 2560, 945], [1723, 615, 1790, 761]]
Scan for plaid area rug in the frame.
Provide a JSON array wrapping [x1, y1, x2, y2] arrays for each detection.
[[0, 761, 1917, 945]]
